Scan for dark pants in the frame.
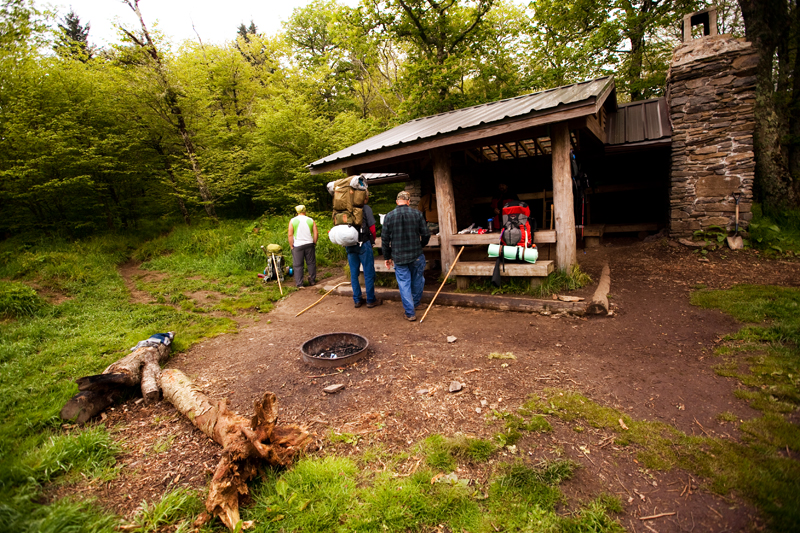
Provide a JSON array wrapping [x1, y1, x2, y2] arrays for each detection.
[[291, 243, 316, 287]]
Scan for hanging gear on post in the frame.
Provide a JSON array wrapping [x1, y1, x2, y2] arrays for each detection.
[[570, 150, 590, 241]]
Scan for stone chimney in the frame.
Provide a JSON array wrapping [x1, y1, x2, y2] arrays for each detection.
[[667, 8, 759, 238]]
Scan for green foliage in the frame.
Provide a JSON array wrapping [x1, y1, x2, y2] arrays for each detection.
[[0, 281, 45, 318], [747, 204, 800, 256]]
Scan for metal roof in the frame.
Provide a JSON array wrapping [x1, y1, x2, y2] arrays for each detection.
[[309, 77, 615, 171], [606, 97, 671, 146], [360, 172, 409, 185]]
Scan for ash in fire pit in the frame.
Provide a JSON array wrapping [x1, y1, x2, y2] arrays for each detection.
[[301, 332, 369, 367], [313, 343, 362, 359]]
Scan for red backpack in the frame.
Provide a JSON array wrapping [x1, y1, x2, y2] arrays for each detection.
[[501, 200, 535, 247]]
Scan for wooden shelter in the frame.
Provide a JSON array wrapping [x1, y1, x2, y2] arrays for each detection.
[[310, 77, 623, 281], [310, 8, 757, 287]]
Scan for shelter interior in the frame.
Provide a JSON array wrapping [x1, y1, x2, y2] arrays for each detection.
[[366, 124, 671, 250]]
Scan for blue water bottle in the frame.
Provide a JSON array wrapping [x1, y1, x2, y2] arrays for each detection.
[[487, 218, 493, 232]]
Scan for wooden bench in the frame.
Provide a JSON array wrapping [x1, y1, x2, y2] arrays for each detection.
[[453, 260, 555, 289]]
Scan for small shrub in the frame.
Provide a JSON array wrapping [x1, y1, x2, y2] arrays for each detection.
[[0, 281, 45, 318]]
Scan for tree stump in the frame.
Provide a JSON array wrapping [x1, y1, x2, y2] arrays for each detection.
[[161, 369, 309, 530]]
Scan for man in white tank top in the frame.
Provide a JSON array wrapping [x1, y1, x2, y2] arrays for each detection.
[[288, 205, 318, 288]]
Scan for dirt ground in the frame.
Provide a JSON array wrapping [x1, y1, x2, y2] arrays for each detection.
[[63, 238, 800, 532]]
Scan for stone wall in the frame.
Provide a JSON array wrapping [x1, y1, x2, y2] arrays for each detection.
[[667, 34, 758, 238], [404, 180, 422, 210]]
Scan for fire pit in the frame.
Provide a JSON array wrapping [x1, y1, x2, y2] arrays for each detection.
[[301, 332, 370, 368]]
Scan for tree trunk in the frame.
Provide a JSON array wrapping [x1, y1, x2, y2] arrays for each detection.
[[122, 0, 217, 219], [60, 342, 172, 423], [161, 369, 310, 530], [740, 0, 798, 209]]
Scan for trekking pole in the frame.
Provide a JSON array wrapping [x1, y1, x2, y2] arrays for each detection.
[[260, 246, 284, 295], [271, 254, 283, 295], [296, 282, 350, 317], [420, 246, 465, 324]]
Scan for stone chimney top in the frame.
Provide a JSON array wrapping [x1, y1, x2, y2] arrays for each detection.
[[682, 8, 718, 42]]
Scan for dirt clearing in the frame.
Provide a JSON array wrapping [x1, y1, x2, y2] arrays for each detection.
[[64, 239, 799, 532]]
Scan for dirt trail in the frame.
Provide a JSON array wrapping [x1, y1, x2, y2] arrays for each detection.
[[71, 240, 800, 531]]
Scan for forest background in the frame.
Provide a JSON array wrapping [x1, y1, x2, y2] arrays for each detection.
[[2, 0, 797, 240]]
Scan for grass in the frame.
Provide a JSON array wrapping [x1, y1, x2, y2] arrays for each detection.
[[691, 285, 800, 413], [244, 453, 623, 532], [125, 488, 205, 533], [0, 219, 347, 533], [460, 263, 592, 298]]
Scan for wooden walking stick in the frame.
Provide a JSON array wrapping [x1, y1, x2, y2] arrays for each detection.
[[271, 254, 283, 295], [296, 282, 350, 317], [420, 246, 465, 324]]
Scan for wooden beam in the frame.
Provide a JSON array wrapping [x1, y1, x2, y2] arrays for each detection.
[[309, 103, 598, 174], [533, 137, 547, 155], [518, 140, 534, 157], [432, 149, 457, 273], [503, 143, 518, 158], [325, 284, 586, 315], [551, 122, 577, 270], [567, 114, 607, 144]]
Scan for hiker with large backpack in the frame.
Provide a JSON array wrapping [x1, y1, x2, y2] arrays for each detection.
[[346, 195, 382, 309], [288, 205, 318, 289]]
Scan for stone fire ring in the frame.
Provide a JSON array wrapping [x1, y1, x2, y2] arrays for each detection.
[[301, 332, 370, 368]]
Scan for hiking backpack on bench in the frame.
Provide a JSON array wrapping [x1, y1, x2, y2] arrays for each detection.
[[500, 200, 536, 247]]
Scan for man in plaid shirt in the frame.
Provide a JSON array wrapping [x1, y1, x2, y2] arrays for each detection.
[[383, 191, 430, 321]]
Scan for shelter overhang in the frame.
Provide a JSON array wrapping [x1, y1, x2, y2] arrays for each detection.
[[308, 77, 617, 175]]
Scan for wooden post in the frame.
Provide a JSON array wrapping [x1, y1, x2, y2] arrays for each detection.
[[431, 148, 457, 273], [551, 122, 577, 270]]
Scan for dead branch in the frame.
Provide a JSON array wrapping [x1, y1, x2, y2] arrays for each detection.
[[161, 369, 309, 530]]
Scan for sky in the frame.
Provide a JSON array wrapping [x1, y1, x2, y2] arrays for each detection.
[[50, 0, 359, 47]]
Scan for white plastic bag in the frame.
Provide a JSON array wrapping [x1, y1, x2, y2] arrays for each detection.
[[328, 225, 359, 247]]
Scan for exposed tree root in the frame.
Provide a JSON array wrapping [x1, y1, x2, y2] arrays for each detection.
[[161, 368, 309, 530]]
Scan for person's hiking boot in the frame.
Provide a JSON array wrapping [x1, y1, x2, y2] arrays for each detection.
[[367, 299, 383, 308], [404, 314, 417, 322], [308, 279, 316, 286], [415, 303, 426, 310], [354, 298, 366, 308]]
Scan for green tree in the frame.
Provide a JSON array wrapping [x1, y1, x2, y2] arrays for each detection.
[[117, 0, 218, 219], [522, 0, 620, 91], [367, 0, 496, 117], [54, 9, 93, 61]]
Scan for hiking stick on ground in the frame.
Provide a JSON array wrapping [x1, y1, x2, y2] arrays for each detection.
[[420, 246, 465, 324], [296, 281, 350, 317]]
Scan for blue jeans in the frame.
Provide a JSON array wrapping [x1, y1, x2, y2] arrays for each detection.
[[394, 253, 426, 317], [346, 241, 376, 304]]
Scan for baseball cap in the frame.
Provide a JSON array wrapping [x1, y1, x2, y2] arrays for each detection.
[[397, 191, 411, 201]]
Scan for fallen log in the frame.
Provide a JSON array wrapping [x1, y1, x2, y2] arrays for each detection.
[[586, 263, 611, 315], [61, 334, 174, 424], [161, 369, 309, 530]]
